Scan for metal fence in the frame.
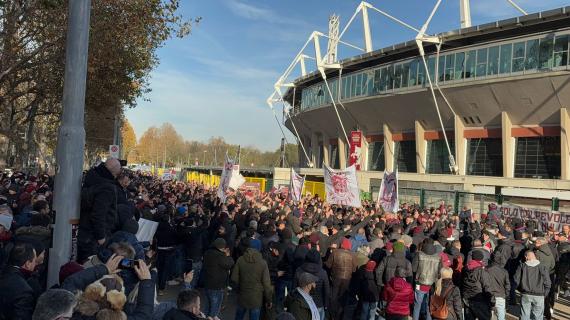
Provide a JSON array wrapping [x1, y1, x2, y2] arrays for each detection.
[[399, 187, 556, 214]]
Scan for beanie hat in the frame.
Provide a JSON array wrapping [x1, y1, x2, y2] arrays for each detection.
[[213, 238, 227, 250], [281, 229, 293, 240], [298, 272, 319, 287], [422, 243, 436, 255], [59, 261, 84, 284], [385, 241, 393, 251], [365, 260, 377, 272], [341, 238, 352, 250], [249, 239, 262, 252], [305, 249, 321, 264], [413, 226, 424, 235], [177, 206, 187, 215], [393, 242, 405, 253], [472, 250, 485, 261], [309, 233, 320, 245]]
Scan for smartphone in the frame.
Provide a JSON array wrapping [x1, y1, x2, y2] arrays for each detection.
[[119, 258, 139, 269]]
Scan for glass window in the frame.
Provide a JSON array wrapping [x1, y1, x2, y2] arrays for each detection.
[[330, 144, 340, 169], [401, 63, 410, 88], [417, 59, 426, 85], [467, 138, 503, 176], [394, 64, 403, 89], [445, 54, 455, 81], [373, 69, 381, 94], [355, 73, 362, 96], [499, 44, 512, 74], [394, 140, 417, 173], [342, 76, 349, 99], [525, 39, 539, 70], [487, 46, 500, 75], [409, 59, 418, 86], [386, 65, 394, 90], [554, 35, 569, 67], [465, 50, 476, 78], [427, 56, 436, 82], [438, 55, 445, 82], [539, 37, 554, 69], [426, 139, 455, 174], [476, 48, 488, 77], [364, 72, 372, 96], [380, 67, 388, 92], [368, 141, 385, 171], [512, 41, 525, 72], [515, 136, 561, 179], [454, 52, 465, 80]]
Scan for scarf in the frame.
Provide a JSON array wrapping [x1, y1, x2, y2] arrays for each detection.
[[297, 288, 320, 320]]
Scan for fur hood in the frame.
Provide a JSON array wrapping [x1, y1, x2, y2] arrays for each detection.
[[75, 274, 127, 320]]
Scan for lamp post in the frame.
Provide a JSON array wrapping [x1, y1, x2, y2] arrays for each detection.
[[202, 150, 207, 167]]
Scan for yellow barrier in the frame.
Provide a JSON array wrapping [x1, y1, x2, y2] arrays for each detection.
[[185, 171, 221, 187], [303, 181, 326, 200]]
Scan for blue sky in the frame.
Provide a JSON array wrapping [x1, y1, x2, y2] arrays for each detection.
[[126, 0, 568, 151]]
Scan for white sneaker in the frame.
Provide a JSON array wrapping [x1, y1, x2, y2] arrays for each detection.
[[167, 280, 180, 286]]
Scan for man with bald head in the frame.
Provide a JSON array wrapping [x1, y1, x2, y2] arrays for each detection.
[[514, 250, 551, 320], [77, 158, 122, 262]]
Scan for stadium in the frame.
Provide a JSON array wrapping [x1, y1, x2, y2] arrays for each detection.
[[265, 1, 570, 213]]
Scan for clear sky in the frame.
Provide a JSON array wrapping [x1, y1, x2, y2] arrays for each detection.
[[126, 0, 568, 151]]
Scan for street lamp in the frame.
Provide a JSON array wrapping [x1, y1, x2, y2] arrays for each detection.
[[202, 150, 207, 167]]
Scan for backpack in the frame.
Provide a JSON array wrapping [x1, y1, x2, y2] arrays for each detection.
[[430, 285, 454, 320]]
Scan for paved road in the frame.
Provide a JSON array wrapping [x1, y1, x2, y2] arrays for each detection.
[[159, 285, 570, 320]]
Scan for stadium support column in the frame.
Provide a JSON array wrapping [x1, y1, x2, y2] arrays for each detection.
[[415, 121, 426, 174], [338, 136, 347, 169], [502, 112, 514, 178], [48, 0, 91, 287], [322, 133, 330, 167], [561, 108, 570, 180], [454, 115, 466, 175], [311, 132, 319, 168], [383, 124, 395, 172]]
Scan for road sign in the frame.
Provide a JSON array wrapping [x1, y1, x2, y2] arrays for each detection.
[[109, 145, 120, 158]]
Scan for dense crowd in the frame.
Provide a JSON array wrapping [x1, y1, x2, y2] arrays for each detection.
[[0, 158, 569, 320]]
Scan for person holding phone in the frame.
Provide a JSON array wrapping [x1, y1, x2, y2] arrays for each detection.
[[202, 238, 234, 319]]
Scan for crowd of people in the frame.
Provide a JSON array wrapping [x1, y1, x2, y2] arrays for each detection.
[[0, 157, 569, 320]]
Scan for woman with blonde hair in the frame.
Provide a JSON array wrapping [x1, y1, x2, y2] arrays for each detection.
[[430, 267, 463, 320]]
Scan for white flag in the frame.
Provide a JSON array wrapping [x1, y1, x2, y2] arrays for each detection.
[[290, 168, 305, 202], [324, 165, 361, 208], [377, 170, 399, 213], [217, 154, 245, 201]]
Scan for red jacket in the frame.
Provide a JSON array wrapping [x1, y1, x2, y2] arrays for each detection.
[[383, 277, 414, 316]]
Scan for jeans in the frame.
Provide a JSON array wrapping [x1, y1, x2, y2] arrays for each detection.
[[185, 260, 202, 289], [157, 249, 176, 290], [318, 307, 325, 320], [361, 301, 378, 320], [494, 297, 506, 320], [206, 289, 224, 318], [413, 289, 431, 320], [276, 279, 293, 311], [520, 294, 544, 320], [235, 306, 261, 320]]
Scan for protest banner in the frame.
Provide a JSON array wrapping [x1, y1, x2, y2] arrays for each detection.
[[500, 204, 570, 232], [217, 154, 245, 201], [136, 218, 159, 242], [377, 170, 399, 213], [324, 165, 361, 207], [290, 168, 305, 202], [349, 131, 363, 170]]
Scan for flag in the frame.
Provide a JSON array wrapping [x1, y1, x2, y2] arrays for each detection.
[[217, 154, 245, 201], [377, 170, 398, 213], [324, 165, 361, 207], [349, 131, 363, 170], [290, 168, 305, 202]]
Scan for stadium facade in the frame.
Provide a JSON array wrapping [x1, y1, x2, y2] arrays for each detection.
[[268, 1, 570, 207]]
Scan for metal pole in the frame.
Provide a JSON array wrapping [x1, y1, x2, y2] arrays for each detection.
[[47, 0, 91, 287], [459, 0, 472, 28]]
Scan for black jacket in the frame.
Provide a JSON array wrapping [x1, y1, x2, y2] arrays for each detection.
[[486, 262, 510, 298], [284, 289, 312, 320], [162, 309, 201, 320], [0, 266, 38, 320], [534, 245, 556, 275], [514, 260, 551, 296], [357, 269, 380, 302], [493, 239, 513, 268], [375, 251, 412, 286], [79, 164, 119, 242], [202, 248, 234, 290], [293, 261, 330, 308], [461, 265, 492, 302]]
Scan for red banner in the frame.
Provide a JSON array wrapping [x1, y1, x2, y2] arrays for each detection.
[[349, 131, 363, 170]]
